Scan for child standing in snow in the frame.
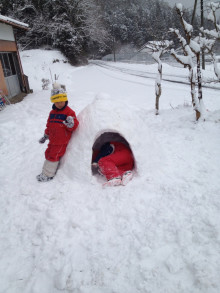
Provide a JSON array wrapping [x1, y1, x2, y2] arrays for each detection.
[[92, 141, 134, 186], [37, 83, 79, 182]]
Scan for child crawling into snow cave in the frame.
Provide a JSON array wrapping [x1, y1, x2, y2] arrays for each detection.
[[92, 141, 134, 187]]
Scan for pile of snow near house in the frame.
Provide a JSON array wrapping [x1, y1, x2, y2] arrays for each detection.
[[0, 49, 220, 293]]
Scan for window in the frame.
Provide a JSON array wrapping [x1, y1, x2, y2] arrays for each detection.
[[0, 53, 17, 77], [8, 53, 16, 75], [2, 54, 11, 76]]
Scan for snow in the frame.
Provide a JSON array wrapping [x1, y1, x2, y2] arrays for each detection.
[[144, 40, 172, 53], [213, 56, 220, 78], [176, 3, 183, 12], [207, 10, 215, 22], [170, 49, 194, 68], [152, 51, 162, 63], [1, 49, 220, 293], [203, 28, 220, 39], [0, 14, 29, 28], [183, 19, 193, 34], [190, 39, 200, 54]]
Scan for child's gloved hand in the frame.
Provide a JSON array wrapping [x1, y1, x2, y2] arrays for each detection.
[[63, 116, 74, 128], [39, 134, 48, 144]]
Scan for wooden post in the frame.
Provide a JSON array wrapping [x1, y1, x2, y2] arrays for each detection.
[[191, 0, 198, 25]]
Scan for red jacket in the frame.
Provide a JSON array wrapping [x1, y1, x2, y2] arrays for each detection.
[[45, 104, 79, 145]]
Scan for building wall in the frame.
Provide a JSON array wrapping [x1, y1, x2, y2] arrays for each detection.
[[0, 21, 29, 98], [0, 23, 15, 41], [0, 40, 17, 52]]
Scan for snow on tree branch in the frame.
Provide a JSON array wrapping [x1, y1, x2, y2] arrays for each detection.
[[183, 19, 193, 34], [170, 4, 206, 121], [142, 40, 172, 115], [169, 28, 194, 68], [200, 2, 220, 81], [175, 3, 183, 14], [170, 49, 194, 68], [207, 2, 220, 33]]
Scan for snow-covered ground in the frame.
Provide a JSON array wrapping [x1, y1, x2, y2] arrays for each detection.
[[0, 49, 220, 293]]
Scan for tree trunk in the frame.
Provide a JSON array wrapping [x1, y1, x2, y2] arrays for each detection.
[[197, 52, 203, 102], [190, 68, 201, 120], [155, 62, 162, 115]]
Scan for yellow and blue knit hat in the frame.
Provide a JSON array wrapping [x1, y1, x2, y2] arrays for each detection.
[[50, 83, 68, 103]]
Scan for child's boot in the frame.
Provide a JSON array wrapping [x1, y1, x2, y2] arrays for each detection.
[[103, 177, 121, 187], [121, 171, 133, 186], [37, 160, 59, 182], [36, 173, 54, 182]]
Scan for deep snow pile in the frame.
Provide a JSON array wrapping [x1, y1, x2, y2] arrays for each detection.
[[0, 49, 220, 293]]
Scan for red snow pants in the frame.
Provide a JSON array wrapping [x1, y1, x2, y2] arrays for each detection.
[[45, 144, 68, 162], [98, 142, 134, 181]]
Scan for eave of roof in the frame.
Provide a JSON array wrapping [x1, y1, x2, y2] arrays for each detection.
[[0, 14, 29, 30]]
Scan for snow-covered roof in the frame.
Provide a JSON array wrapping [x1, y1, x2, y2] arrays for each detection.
[[0, 14, 29, 30]]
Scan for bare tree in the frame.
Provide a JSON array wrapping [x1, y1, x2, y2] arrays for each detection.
[[201, 2, 220, 81], [170, 4, 205, 121], [143, 40, 172, 115]]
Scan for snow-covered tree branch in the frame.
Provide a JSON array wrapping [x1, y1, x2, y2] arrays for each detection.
[[170, 3, 206, 121], [143, 40, 172, 115], [201, 2, 220, 81]]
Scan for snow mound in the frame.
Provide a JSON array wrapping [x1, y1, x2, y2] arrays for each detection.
[[61, 93, 161, 181]]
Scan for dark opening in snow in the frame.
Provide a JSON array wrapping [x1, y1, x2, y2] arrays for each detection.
[[91, 131, 135, 174]]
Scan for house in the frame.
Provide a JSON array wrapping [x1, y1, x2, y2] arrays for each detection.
[[0, 14, 30, 100]]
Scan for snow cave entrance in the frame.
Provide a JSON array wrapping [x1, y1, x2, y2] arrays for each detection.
[[91, 131, 135, 175]]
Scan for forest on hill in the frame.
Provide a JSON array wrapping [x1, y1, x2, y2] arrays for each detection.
[[1, 0, 208, 64]]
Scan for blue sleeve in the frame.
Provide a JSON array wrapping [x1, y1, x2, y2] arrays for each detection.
[[93, 143, 114, 163]]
